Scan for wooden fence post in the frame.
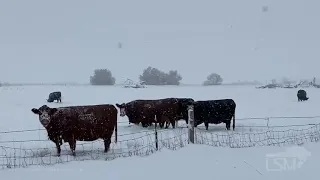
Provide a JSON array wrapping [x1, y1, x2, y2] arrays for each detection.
[[188, 105, 195, 144]]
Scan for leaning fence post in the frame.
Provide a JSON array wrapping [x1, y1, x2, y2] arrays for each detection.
[[188, 105, 195, 144]]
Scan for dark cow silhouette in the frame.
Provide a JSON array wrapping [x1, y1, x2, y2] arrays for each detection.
[[185, 99, 236, 130], [297, 89, 309, 101], [47, 91, 62, 103], [31, 104, 118, 156], [116, 98, 193, 128], [163, 98, 194, 128], [116, 99, 154, 127], [116, 99, 169, 128]]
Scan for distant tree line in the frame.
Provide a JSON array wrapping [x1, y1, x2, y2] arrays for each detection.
[[89, 67, 223, 86], [90, 69, 116, 85]]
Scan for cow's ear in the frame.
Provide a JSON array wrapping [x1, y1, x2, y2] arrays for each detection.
[[31, 108, 40, 114], [116, 103, 122, 108], [49, 108, 58, 115]]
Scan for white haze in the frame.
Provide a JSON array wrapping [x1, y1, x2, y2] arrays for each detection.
[[0, 0, 319, 84]]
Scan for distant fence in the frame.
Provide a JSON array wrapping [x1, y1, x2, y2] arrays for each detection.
[[1, 112, 320, 170]]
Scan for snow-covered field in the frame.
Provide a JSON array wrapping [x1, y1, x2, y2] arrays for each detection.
[[3, 143, 320, 179], [1, 85, 320, 179]]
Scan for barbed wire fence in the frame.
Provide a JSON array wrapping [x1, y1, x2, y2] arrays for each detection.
[[1, 111, 320, 170]]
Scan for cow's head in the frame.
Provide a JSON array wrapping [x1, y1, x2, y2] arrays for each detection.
[[115, 103, 127, 117], [31, 105, 58, 127], [47, 98, 53, 103]]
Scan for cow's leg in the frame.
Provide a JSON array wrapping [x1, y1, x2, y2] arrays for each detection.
[[68, 134, 76, 156], [55, 139, 61, 157], [159, 115, 167, 128], [161, 116, 170, 129], [225, 121, 231, 130], [164, 121, 169, 128], [140, 117, 149, 127], [170, 120, 176, 129], [204, 122, 209, 130], [104, 138, 111, 152], [141, 122, 148, 127], [232, 114, 235, 131], [164, 122, 169, 129], [68, 141, 76, 156]]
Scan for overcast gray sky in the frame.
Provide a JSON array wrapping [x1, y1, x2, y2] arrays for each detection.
[[0, 0, 319, 84]]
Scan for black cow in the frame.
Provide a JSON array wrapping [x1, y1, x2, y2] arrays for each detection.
[[297, 89, 309, 101], [116, 98, 174, 128], [185, 99, 236, 130], [116, 99, 154, 127], [164, 98, 194, 128], [47, 91, 62, 103]]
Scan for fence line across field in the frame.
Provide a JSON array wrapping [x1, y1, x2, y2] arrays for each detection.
[[1, 115, 320, 135], [1, 123, 320, 170], [1, 112, 320, 170], [0, 127, 189, 169]]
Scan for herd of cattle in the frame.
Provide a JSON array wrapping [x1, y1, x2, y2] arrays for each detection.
[[31, 93, 237, 156], [31, 89, 308, 157]]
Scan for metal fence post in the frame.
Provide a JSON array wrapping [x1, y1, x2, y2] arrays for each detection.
[[188, 105, 195, 144], [154, 115, 158, 150]]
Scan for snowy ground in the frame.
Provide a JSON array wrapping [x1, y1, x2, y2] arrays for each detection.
[[2, 143, 319, 179], [0, 85, 320, 178]]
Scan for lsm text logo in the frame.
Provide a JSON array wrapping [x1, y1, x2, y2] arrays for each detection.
[[265, 146, 311, 171]]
